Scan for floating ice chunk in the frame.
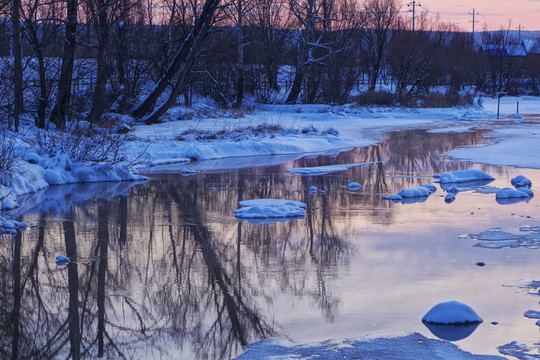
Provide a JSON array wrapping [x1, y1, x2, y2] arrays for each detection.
[[396, 186, 432, 198], [474, 241, 521, 249], [496, 188, 533, 199], [439, 170, 495, 184], [422, 301, 483, 325], [287, 162, 374, 175], [309, 186, 317, 193], [477, 229, 521, 241], [180, 168, 199, 176], [511, 175, 532, 188], [524, 310, 540, 319], [445, 193, 456, 203], [234, 199, 307, 220], [56, 255, 70, 263], [347, 182, 362, 190]]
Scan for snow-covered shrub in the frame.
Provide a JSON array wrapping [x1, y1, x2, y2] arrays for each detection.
[[0, 129, 20, 185], [32, 126, 130, 164]]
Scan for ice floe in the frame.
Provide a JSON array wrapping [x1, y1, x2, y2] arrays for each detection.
[[438, 170, 495, 184], [382, 184, 436, 204], [511, 175, 532, 188], [233, 199, 307, 223], [464, 228, 540, 249], [287, 162, 374, 175]]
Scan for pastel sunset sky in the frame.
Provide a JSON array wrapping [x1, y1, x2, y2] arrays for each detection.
[[408, 0, 540, 32]]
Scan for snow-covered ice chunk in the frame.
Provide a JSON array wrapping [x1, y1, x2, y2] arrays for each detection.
[[422, 301, 483, 325], [234, 199, 307, 221], [511, 175, 532, 188], [439, 170, 495, 184], [287, 162, 374, 175], [496, 188, 533, 199], [477, 229, 522, 241], [309, 185, 317, 193], [347, 182, 362, 190], [56, 255, 70, 263], [445, 193, 456, 203], [395, 185, 434, 198]]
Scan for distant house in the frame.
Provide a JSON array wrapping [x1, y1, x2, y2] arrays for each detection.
[[480, 44, 528, 57]]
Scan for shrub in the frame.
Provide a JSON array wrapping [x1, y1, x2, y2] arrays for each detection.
[[354, 91, 395, 106]]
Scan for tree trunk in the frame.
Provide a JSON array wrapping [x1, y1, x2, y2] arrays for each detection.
[[87, 3, 109, 124], [49, 0, 77, 130], [11, 0, 23, 132], [131, 0, 221, 120], [233, 0, 244, 109]]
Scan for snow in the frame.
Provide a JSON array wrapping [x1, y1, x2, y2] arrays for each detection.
[[235, 332, 504, 360], [287, 162, 373, 175], [439, 170, 495, 184], [346, 181, 362, 190], [233, 199, 307, 222], [466, 227, 540, 250], [495, 188, 533, 200], [422, 301, 483, 325], [511, 175, 532, 188], [382, 184, 436, 202]]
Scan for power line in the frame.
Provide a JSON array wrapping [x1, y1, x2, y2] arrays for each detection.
[[469, 8, 479, 39], [407, 1, 421, 32]]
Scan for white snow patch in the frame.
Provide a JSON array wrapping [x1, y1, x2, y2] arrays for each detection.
[[422, 301, 483, 324], [234, 199, 307, 221], [235, 332, 504, 360]]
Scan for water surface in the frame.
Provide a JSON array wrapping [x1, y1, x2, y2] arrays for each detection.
[[2, 129, 540, 359]]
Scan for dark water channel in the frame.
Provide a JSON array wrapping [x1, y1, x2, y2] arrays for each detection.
[[2, 129, 540, 359]]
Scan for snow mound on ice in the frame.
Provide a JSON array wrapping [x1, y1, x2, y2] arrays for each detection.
[[422, 301, 483, 324], [382, 184, 436, 202], [495, 188, 533, 199], [511, 175, 532, 188], [439, 170, 495, 184], [234, 199, 306, 220]]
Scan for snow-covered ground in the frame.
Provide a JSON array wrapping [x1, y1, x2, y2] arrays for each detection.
[[123, 96, 540, 172]]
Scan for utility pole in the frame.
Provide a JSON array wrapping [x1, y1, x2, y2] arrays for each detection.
[[408, 1, 421, 32], [469, 8, 479, 44], [517, 23, 522, 41]]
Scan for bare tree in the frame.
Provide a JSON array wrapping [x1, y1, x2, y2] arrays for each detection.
[[361, 0, 400, 92], [49, 0, 77, 130], [131, 0, 222, 123], [285, 0, 336, 104]]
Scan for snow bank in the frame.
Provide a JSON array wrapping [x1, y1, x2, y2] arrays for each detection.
[[233, 199, 307, 222], [422, 301, 483, 325], [235, 332, 503, 360], [439, 170, 495, 184], [1, 153, 146, 211]]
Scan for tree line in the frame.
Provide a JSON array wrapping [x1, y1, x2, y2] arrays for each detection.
[[1, 0, 539, 132]]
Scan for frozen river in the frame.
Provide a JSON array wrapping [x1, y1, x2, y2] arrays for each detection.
[[2, 128, 539, 359]]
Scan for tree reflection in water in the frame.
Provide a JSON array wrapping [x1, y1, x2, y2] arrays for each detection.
[[0, 128, 496, 359]]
